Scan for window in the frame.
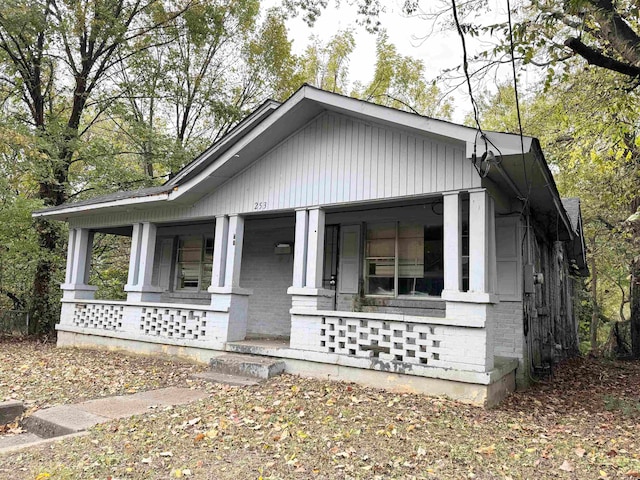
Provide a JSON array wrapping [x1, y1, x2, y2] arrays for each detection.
[[365, 222, 444, 297], [176, 236, 214, 291]]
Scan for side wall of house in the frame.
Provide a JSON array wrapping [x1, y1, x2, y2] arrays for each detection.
[[526, 222, 580, 371]]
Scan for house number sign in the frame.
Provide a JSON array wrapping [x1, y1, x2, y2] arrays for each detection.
[[254, 201, 268, 211]]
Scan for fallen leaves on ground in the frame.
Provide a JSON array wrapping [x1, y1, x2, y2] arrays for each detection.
[[0, 340, 639, 479], [0, 337, 206, 435]]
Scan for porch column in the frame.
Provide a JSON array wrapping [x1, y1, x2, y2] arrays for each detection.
[[306, 207, 325, 289], [125, 222, 162, 302], [441, 189, 497, 372], [224, 215, 244, 288], [208, 214, 252, 342], [61, 228, 97, 300], [210, 215, 229, 288], [288, 207, 333, 313], [442, 192, 462, 295], [469, 189, 492, 295], [292, 209, 308, 288]]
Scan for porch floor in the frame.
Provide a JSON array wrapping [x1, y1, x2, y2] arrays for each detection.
[[227, 336, 290, 351]]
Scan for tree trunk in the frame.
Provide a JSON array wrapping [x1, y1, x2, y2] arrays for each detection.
[[631, 260, 640, 358], [590, 249, 599, 350], [629, 195, 640, 358]]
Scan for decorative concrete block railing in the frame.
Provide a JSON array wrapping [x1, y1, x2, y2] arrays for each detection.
[[290, 309, 492, 373], [71, 302, 124, 331], [59, 299, 230, 347]]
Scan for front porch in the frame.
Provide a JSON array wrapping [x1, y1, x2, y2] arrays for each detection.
[[56, 191, 518, 405]]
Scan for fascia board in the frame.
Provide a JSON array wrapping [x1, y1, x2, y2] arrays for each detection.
[[530, 140, 574, 240], [32, 191, 170, 219], [303, 87, 533, 157], [167, 99, 281, 186], [168, 87, 310, 200]]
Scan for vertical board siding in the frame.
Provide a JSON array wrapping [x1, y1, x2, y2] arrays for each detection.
[[194, 111, 478, 216], [71, 112, 480, 229]]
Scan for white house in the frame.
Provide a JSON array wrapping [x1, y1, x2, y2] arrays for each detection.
[[34, 85, 587, 406]]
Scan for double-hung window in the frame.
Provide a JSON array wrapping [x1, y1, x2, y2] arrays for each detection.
[[365, 222, 444, 297], [175, 236, 214, 291]]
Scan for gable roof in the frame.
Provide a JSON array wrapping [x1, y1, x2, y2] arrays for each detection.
[[32, 85, 576, 254]]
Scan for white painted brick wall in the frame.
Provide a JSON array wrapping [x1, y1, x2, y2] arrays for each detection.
[[491, 300, 528, 385], [240, 220, 295, 337]]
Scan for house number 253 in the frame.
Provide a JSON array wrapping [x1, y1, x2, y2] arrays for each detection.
[[254, 201, 268, 211]]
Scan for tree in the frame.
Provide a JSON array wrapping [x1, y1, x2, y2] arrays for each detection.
[[298, 29, 356, 94], [353, 32, 453, 118], [477, 69, 640, 354], [0, 0, 186, 331]]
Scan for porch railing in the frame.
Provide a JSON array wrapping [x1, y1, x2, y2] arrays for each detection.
[[291, 310, 491, 372], [60, 299, 227, 346]]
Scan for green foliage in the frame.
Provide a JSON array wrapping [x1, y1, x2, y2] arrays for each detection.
[[477, 67, 640, 350], [352, 32, 453, 119], [299, 29, 356, 94], [90, 234, 130, 301]]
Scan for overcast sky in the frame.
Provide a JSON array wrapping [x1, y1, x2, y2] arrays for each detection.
[[263, 0, 534, 123]]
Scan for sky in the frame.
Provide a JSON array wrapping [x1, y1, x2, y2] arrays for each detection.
[[262, 0, 534, 123]]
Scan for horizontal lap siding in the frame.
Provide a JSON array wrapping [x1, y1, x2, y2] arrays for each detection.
[[70, 112, 479, 229]]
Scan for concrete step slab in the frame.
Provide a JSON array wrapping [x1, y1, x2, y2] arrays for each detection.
[[0, 432, 43, 450], [0, 400, 24, 424], [209, 354, 285, 379], [191, 371, 260, 387], [77, 387, 208, 420], [23, 406, 108, 439]]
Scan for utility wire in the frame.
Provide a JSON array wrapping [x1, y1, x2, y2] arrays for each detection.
[[451, 0, 483, 134], [505, 0, 530, 206]]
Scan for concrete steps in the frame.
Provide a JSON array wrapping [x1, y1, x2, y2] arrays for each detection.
[[193, 353, 286, 386], [208, 353, 285, 380]]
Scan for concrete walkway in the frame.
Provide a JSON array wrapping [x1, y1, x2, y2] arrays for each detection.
[[0, 387, 208, 454]]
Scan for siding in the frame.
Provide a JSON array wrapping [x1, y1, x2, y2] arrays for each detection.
[[193, 112, 478, 217], [71, 111, 480, 229]]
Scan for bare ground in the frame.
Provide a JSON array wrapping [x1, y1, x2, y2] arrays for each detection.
[[0, 339, 639, 480]]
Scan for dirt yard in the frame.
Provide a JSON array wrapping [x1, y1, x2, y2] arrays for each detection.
[[1, 338, 639, 479]]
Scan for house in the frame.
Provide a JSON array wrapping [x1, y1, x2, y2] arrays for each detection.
[[34, 85, 588, 406]]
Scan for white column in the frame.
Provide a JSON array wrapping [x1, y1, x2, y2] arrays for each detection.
[[287, 207, 333, 309], [64, 228, 77, 285], [70, 228, 93, 285], [125, 222, 162, 301], [61, 228, 97, 300], [224, 214, 244, 288], [210, 215, 229, 289], [126, 223, 143, 288], [443, 192, 461, 293], [488, 196, 498, 295], [137, 222, 157, 289], [292, 209, 309, 288], [469, 189, 489, 293], [305, 207, 325, 289]]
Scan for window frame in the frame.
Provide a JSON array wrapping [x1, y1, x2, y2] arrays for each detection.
[[174, 235, 214, 292], [363, 221, 444, 299]]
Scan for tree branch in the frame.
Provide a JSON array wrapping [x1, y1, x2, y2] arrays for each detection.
[[565, 37, 640, 77]]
